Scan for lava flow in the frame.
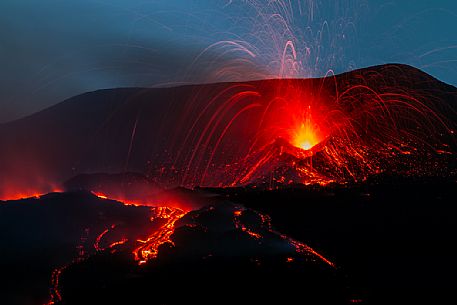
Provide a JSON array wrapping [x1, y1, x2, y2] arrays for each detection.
[[133, 206, 186, 264], [91, 192, 188, 264], [91, 191, 143, 207], [232, 206, 335, 268], [44, 194, 189, 305], [90, 204, 187, 265]]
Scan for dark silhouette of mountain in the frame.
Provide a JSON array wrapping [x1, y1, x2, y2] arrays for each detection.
[[211, 176, 457, 304], [64, 172, 161, 200], [0, 64, 456, 198], [0, 191, 154, 305], [63, 172, 220, 210]]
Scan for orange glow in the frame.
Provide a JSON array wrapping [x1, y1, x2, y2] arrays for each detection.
[[47, 267, 65, 305], [242, 227, 262, 239], [109, 238, 128, 248], [233, 209, 263, 239], [94, 228, 110, 251], [288, 237, 335, 268], [0, 188, 62, 201], [91, 191, 143, 207], [94, 193, 108, 199], [89, 191, 192, 210]]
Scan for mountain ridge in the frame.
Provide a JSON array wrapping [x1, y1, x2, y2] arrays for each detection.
[[1, 64, 455, 198]]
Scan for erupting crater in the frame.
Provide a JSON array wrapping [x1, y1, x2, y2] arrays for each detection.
[[290, 107, 326, 152]]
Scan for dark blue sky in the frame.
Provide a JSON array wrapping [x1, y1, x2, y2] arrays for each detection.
[[1, 0, 457, 122]]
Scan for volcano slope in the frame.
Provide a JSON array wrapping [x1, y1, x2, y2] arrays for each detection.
[[0, 64, 456, 304], [0, 63, 456, 198]]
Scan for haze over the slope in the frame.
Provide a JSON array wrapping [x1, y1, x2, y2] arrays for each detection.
[[1, 0, 457, 122]]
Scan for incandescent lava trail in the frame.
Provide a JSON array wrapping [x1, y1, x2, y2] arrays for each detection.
[[133, 206, 186, 264]]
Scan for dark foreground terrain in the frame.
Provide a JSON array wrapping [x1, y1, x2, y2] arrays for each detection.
[[216, 176, 457, 304], [1, 175, 456, 305]]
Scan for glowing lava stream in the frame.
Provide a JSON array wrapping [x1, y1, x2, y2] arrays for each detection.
[[233, 207, 335, 268], [47, 196, 187, 305], [133, 206, 186, 265], [91, 191, 143, 206], [91, 192, 187, 264]]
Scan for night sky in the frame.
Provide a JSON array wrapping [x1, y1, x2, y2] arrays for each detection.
[[1, 0, 457, 122]]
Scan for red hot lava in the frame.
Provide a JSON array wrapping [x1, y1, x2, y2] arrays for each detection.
[[47, 195, 188, 304], [0, 67, 454, 196], [133, 206, 186, 264]]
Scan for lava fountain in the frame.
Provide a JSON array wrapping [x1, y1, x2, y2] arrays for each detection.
[[292, 110, 321, 151]]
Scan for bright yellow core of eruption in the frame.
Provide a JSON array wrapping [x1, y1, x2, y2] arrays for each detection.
[[293, 122, 320, 151]]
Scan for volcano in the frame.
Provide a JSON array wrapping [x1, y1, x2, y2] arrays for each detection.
[[1, 64, 456, 305], [0, 64, 456, 199]]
